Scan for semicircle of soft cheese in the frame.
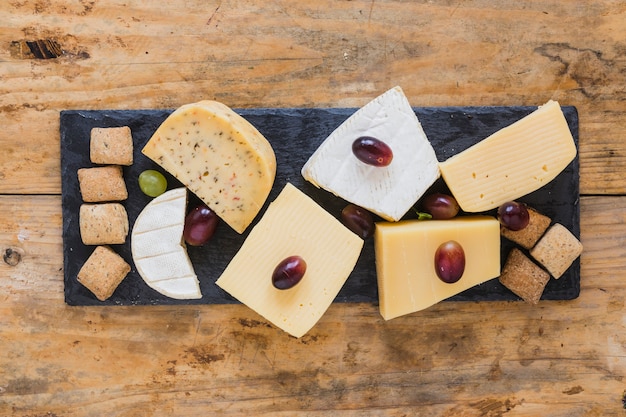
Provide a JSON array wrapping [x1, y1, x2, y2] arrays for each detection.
[[216, 183, 364, 338], [301, 86, 440, 222], [438, 100, 577, 213], [131, 187, 201, 299], [142, 100, 276, 234]]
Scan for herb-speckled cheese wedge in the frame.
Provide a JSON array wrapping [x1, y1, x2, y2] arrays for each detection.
[[142, 100, 276, 234]]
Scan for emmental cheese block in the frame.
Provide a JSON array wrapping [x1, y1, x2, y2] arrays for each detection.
[[375, 216, 500, 320], [142, 100, 276, 234], [438, 100, 576, 212], [216, 183, 364, 338], [301, 86, 440, 221], [131, 188, 201, 299]]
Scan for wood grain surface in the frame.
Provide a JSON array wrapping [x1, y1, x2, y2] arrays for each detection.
[[1, 1, 626, 416]]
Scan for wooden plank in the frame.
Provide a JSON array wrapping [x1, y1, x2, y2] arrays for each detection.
[[2, 1, 626, 415], [0, 1, 625, 194], [1, 193, 624, 414]]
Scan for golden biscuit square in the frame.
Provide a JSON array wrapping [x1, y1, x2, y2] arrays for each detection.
[[79, 203, 129, 245], [500, 206, 551, 249], [90, 126, 133, 165], [77, 246, 130, 301], [78, 165, 128, 202], [499, 248, 550, 304], [530, 223, 583, 279]]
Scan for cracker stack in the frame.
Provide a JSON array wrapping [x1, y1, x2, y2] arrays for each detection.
[[76, 126, 133, 301], [498, 203, 583, 304]]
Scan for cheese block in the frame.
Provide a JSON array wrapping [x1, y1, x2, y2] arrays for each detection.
[[375, 216, 500, 320], [142, 100, 276, 234], [439, 100, 577, 212], [131, 187, 201, 299], [301, 86, 440, 221], [216, 183, 364, 338]]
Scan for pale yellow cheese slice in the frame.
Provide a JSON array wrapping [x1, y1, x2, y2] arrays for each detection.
[[438, 100, 576, 212], [375, 216, 500, 320], [131, 187, 201, 299], [216, 183, 364, 338], [142, 100, 276, 234]]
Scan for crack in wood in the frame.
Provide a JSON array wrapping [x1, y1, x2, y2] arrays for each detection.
[[3, 248, 22, 266], [11, 39, 63, 59]]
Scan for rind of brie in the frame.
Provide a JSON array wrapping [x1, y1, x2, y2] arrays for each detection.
[[301, 86, 440, 222], [131, 187, 201, 299]]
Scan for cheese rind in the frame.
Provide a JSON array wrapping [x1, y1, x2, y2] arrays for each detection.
[[438, 100, 576, 212], [131, 187, 201, 300], [216, 183, 364, 338], [301, 86, 440, 221], [375, 216, 500, 320], [142, 100, 276, 234]]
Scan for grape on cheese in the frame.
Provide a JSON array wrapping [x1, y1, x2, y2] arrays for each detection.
[[375, 216, 500, 320], [216, 183, 364, 338], [438, 100, 577, 212], [131, 188, 201, 300], [142, 100, 276, 234], [301, 86, 440, 222]]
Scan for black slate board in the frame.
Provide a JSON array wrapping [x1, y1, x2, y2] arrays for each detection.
[[60, 106, 580, 306]]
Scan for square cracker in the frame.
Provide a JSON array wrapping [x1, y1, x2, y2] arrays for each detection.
[[79, 203, 129, 245], [90, 126, 133, 165], [77, 245, 130, 301], [530, 223, 583, 279], [499, 248, 550, 304], [78, 165, 128, 202], [500, 206, 551, 249]]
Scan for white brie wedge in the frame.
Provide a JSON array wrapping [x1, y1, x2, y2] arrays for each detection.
[[301, 86, 440, 221], [131, 187, 201, 299]]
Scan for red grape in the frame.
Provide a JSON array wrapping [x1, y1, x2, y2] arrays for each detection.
[[352, 136, 393, 167], [183, 204, 219, 246], [498, 201, 530, 231], [272, 256, 307, 290], [341, 204, 375, 239], [434, 240, 465, 283], [422, 193, 460, 220]]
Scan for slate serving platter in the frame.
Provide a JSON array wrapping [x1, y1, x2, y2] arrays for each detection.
[[60, 105, 580, 306]]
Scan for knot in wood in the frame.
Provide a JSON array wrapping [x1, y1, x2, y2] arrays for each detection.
[[3, 248, 22, 266]]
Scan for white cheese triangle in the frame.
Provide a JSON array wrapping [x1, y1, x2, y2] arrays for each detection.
[[131, 188, 202, 299], [301, 86, 440, 221]]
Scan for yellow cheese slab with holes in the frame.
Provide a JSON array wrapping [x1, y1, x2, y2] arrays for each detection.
[[438, 100, 576, 212], [216, 183, 363, 338], [142, 100, 276, 234], [375, 216, 500, 320]]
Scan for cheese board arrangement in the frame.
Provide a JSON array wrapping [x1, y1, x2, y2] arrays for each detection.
[[60, 98, 580, 311]]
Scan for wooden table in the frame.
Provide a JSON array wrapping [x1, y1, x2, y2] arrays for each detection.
[[1, 1, 625, 415]]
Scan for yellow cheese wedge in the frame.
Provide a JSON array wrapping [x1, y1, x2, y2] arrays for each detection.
[[438, 100, 576, 212], [142, 100, 276, 234], [131, 188, 201, 299], [216, 183, 364, 338], [375, 216, 500, 320]]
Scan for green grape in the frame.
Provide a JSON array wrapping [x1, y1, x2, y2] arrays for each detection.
[[138, 170, 167, 197]]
